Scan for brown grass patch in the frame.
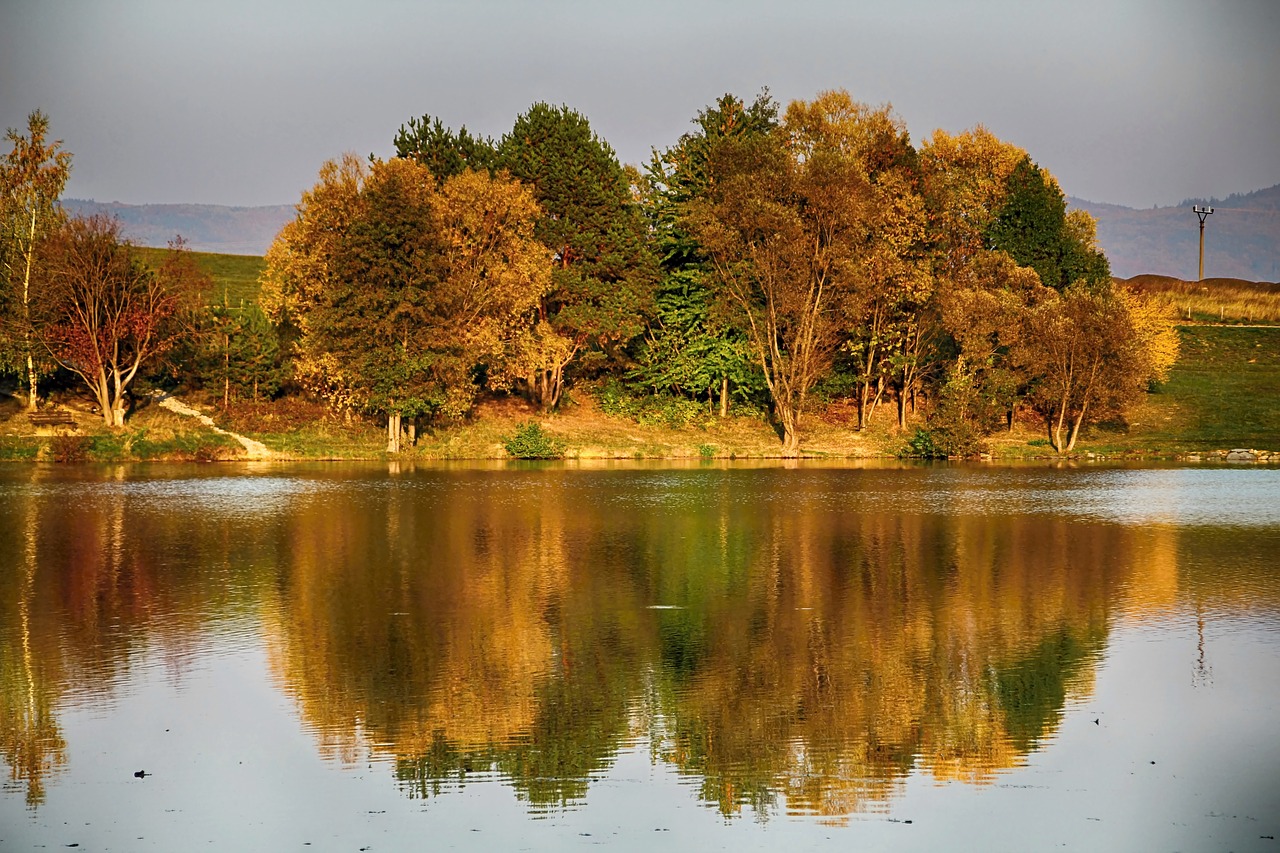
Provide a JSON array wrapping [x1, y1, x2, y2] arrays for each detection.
[[1120, 275, 1280, 323]]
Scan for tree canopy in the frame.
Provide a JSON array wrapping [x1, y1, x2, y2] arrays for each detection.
[[0, 110, 72, 410], [16, 93, 1176, 454]]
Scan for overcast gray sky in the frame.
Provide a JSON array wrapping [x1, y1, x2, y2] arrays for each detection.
[[2, 0, 1276, 209]]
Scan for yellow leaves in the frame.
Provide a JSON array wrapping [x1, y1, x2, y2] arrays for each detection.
[[955, 249, 1050, 297], [262, 154, 556, 417], [435, 168, 549, 322], [783, 89, 904, 164], [1118, 284, 1180, 383], [364, 155, 435, 210], [921, 125, 1027, 195], [260, 152, 367, 329], [920, 127, 1029, 268], [492, 320, 576, 391], [1065, 208, 1100, 253], [939, 285, 1023, 360]]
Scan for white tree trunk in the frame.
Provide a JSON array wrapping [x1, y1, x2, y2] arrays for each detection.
[[386, 412, 402, 454]]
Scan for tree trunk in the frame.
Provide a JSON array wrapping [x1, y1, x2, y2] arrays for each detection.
[[1049, 403, 1068, 454], [26, 352, 38, 413], [719, 376, 729, 418], [777, 401, 800, 457], [896, 388, 907, 431], [386, 412, 402, 454], [223, 329, 230, 409], [93, 376, 122, 428], [869, 377, 884, 424], [855, 381, 867, 431], [1064, 402, 1088, 453], [22, 210, 38, 413]]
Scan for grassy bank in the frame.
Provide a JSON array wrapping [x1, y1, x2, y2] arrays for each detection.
[[2, 326, 1275, 464], [1081, 325, 1280, 453]]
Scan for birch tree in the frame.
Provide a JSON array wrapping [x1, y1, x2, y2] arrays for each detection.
[[1015, 283, 1176, 453], [0, 110, 72, 411]]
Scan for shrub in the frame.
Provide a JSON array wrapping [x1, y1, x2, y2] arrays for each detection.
[[596, 379, 639, 419], [504, 421, 565, 459], [636, 395, 709, 430], [900, 428, 944, 459], [50, 434, 91, 463]]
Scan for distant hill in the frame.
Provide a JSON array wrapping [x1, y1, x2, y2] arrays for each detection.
[[1070, 184, 1280, 282], [62, 199, 294, 256]]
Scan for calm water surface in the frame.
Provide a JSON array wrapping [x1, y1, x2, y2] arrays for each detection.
[[2, 462, 1278, 852]]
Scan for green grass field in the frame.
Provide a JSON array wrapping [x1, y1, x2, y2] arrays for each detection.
[[132, 246, 265, 306], [1090, 325, 1280, 452]]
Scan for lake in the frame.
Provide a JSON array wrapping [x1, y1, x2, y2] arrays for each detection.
[[2, 461, 1278, 852]]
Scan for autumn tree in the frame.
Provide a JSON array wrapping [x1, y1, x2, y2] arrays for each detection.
[[787, 92, 931, 431], [1014, 283, 1177, 453], [918, 126, 1028, 280], [0, 110, 72, 411], [935, 251, 1046, 435], [431, 167, 551, 401], [33, 216, 207, 426], [496, 103, 657, 410], [263, 155, 548, 451], [260, 153, 367, 411], [684, 100, 874, 454]]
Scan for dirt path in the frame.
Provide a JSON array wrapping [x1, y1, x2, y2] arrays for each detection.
[[153, 393, 273, 459]]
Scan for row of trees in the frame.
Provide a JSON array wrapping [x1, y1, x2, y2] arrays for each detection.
[[263, 91, 1177, 454], [2, 95, 1178, 453]]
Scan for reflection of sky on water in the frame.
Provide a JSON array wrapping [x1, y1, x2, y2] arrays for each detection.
[[18, 475, 341, 519], [918, 468, 1280, 527], [10, 464, 1276, 527], [572, 465, 1280, 528]]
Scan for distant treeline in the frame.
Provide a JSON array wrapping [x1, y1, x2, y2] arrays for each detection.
[[2, 93, 1180, 454]]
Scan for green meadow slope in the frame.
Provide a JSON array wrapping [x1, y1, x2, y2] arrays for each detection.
[[132, 246, 265, 305], [1103, 325, 1280, 452]]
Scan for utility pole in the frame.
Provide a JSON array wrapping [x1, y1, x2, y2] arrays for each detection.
[[1194, 205, 1213, 280]]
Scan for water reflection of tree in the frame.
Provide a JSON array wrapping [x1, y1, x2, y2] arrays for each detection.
[[11, 467, 1275, 820], [264, 470, 1146, 820], [0, 468, 273, 806], [264, 472, 652, 809], [0, 494, 66, 807], [642, 507, 1123, 818]]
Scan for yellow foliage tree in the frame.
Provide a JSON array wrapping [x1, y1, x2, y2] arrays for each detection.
[[262, 156, 550, 444]]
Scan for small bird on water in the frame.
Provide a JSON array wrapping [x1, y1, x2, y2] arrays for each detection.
[[134, 770, 148, 779]]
